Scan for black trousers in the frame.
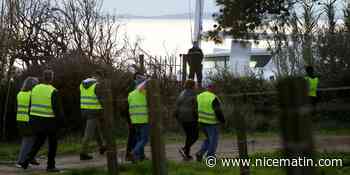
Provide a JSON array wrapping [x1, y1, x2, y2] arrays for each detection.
[[126, 124, 137, 153], [25, 117, 58, 169], [188, 64, 203, 85], [181, 122, 199, 156]]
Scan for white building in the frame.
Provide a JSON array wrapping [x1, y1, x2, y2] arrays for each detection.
[[203, 41, 276, 80]]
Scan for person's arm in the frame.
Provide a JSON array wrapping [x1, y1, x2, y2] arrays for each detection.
[[95, 82, 104, 107], [212, 98, 225, 124], [51, 90, 64, 126]]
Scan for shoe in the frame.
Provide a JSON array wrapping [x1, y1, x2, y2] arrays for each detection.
[[195, 152, 203, 162], [125, 152, 133, 161], [183, 155, 193, 161], [15, 164, 22, 168], [99, 147, 107, 155], [46, 167, 60, 172], [18, 161, 29, 169], [30, 159, 40, 166], [80, 153, 93, 160], [178, 148, 186, 159]]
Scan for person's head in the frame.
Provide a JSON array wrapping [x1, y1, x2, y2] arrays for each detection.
[[184, 79, 196, 90], [206, 83, 216, 93], [42, 69, 54, 84], [305, 66, 314, 76], [134, 72, 146, 86], [21, 77, 39, 91]]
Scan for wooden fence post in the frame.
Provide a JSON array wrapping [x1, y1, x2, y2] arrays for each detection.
[[234, 94, 250, 175], [101, 78, 118, 175], [182, 54, 187, 84], [139, 54, 145, 74], [146, 79, 167, 175], [277, 77, 315, 175]]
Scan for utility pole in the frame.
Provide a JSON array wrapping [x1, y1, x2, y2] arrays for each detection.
[[193, 0, 204, 47]]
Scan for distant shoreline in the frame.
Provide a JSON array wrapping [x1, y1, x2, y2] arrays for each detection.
[[116, 13, 214, 20]]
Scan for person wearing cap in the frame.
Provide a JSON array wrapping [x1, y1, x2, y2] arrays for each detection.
[[19, 70, 64, 172], [187, 41, 204, 87], [15, 77, 40, 168], [125, 72, 146, 161], [127, 79, 149, 162], [195, 83, 225, 161], [79, 70, 106, 160], [175, 79, 199, 161], [304, 66, 319, 116]]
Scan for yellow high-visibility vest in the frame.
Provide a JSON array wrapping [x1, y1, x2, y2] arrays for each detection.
[[16, 91, 31, 122], [197, 91, 218, 124], [305, 76, 319, 97], [80, 83, 102, 110], [128, 89, 148, 124], [30, 84, 56, 118]]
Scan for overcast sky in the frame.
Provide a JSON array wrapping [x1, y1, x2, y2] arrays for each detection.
[[102, 0, 218, 16]]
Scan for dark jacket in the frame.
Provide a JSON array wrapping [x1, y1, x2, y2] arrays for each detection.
[[175, 89, 198, 123], [187, 47, 203, 65], [212, 98, 225, 124]]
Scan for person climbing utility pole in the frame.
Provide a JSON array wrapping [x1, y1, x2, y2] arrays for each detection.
[[187, 41, 204, 88]]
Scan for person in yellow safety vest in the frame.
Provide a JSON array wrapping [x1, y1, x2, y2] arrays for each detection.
[[305, 66, 319, 115], [19, 70, 64, 173], [80, 70, 106, 160], [127, 80, 149, 162], [15, 77, 40, 168], [195, 83, 225, 162]]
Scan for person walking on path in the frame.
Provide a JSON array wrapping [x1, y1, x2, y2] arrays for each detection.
[[80, 70, 106, 160], [175, 79, 199, 161], [15, 77, 40, 168], [127, 80, 149, 162], [125, 72, 146, 161], [195, 84, 225, 161], [19, 70, 64, 172], [304, 66, 320, 116]]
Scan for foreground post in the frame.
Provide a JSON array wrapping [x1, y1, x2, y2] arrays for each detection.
[[277, 77, 315, 175], [234, 95, 250, 175], [146, 79, 167, 175], [101, 78, 118, 175]]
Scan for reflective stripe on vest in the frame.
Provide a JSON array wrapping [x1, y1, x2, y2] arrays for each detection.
[[80, 83, 102, 109], [16, 91, 31, 122], [30, 84, 56, 118], [305, 76, 319, 97], [128, 89, 148, 124], [197, 91, 218, 124]]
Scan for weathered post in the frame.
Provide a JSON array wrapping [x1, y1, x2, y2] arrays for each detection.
[[277, 77, 315, 175], [146, 79, 167, 175], [181, 54, 187, 84], [101, 78, 118, 175], [234, 94, 250, 175], [139, 54, 145, 74]]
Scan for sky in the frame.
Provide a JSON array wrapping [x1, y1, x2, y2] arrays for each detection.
[[101, 0, 218, 16]]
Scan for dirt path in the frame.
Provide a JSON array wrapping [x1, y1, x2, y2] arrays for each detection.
[[0, 135, 349, 175]]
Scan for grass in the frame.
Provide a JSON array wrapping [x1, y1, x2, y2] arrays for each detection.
[[52, 152, 350, 175]]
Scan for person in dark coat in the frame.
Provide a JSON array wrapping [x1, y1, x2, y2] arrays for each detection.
[[175, 79, 199, 161], [187, 42, 204, 87]]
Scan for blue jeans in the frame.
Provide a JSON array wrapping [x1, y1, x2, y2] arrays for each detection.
[[132, 124, 150, 160], [198, 124, 219, 157]]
